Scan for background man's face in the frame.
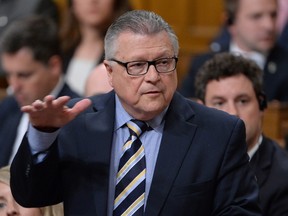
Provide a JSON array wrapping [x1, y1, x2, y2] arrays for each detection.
[[230, 0, 277, 53], [204, 74, 263, 149], [2, 48, 58, 106]]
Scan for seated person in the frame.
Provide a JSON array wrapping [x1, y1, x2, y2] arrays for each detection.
[[180, 0, 288, 102], [0, 16, 79, 167], [61, 0, 131, 96], [195, 52, 288, 215]]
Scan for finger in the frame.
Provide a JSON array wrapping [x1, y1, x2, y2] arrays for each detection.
[[32, 99, 45, 111], [21, 105, 34, 113], [43, 95, 56, 107], [69, 98, 92, 118], [52, 96, 71, 108]]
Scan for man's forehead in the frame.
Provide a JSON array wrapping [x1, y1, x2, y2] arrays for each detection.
[[115, 32, 174, 54], [206, 75, 255, 94]]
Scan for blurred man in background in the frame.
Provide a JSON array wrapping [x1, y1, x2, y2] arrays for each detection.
[[0, 16, 78, 167], [180, 0, 288, 102]]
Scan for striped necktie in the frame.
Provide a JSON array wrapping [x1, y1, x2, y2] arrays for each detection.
[[113, 119, 148, 216]]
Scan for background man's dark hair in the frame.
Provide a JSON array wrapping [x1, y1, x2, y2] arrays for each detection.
[[0, 15, 61, 65], [195, 52, 267, 110]]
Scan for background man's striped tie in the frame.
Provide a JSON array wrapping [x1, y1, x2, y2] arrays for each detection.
[[113, 119, 148, 216]]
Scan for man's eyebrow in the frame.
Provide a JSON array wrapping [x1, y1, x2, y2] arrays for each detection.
[[210, 95, 225, 100], [235, 93, 251, 99]]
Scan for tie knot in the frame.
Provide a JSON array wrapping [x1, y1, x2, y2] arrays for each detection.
[[126, 119, 148, 137]]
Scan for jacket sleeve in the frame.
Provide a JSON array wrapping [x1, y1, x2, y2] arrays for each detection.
[[10, 134, 62, 207]]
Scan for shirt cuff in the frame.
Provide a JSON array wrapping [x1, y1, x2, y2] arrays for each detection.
[[27, 123, 60, 154]]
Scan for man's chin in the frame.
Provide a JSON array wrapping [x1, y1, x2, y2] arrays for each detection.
[[259, 42, 275, 53]]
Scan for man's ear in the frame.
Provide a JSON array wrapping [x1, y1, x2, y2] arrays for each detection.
[[48, 55, 62, 77], [103, 60, 113, 87], [196, 99, 204, 105]]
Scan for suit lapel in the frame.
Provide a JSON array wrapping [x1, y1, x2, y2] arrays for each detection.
[[249, 137, 272, 187], [84, 92, 116, 216], [145, 94, 197, 215]]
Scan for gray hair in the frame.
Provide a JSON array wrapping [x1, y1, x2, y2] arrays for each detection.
[[104, 10, 179, 59]]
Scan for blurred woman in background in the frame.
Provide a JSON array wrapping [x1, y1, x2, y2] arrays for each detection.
[[59, 0, 131, 95]]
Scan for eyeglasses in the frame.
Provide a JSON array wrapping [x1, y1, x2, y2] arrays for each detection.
[[109, 57, 178, 76]]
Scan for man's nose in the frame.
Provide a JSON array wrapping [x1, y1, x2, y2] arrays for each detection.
[[225, 103, 239, 117], [6, 202, 20, 216], [145, 64, 160, 81]]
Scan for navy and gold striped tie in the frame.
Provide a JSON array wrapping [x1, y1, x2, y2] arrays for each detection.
[[113, 119, 148, 216]]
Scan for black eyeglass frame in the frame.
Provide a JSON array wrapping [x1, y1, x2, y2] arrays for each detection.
[[109, 56, 178, 76]]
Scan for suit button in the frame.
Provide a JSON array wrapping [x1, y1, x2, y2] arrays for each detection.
[[25, 164, 31, 177], [267, 62, 277, 74]]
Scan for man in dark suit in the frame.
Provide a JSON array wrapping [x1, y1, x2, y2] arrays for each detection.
[[10, 10, 261, 215], [180, 0, 288, 102], [0, 16, 79, 168], [195, 52, 288, 216]]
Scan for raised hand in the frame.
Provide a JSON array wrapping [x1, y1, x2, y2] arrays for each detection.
[[21, 95, 92, 130]]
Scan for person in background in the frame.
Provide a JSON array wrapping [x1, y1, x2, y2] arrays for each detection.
[[180, 0, 288, 102], [60, 0, 131, 96], [195, 52, 288, 216], [10, 10, 261, 215], [210, 0, 288, 52], [0, 0, 59, 76], [0, 166, 63, 216], [0, 16, 79, 168]]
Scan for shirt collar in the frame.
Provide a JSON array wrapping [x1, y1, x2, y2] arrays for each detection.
[[230, 42, 267, 70], [248, 135, 263, 160], [114, 94, 167, 131], [50, 75, 65, 97]]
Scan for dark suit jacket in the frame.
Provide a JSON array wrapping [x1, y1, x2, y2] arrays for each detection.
[[278, 23, 288, 51], [10, 91, 261, 215], [179, 44, 288, 102], [250, 136, 288, 216], [0, 83, 79, 168]]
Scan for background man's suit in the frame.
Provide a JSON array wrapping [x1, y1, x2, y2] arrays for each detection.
[[10, 91, 261, 215], [179, 44, 288, 102], [250, 136, 288, 216], [0, 83, 78, 167]]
